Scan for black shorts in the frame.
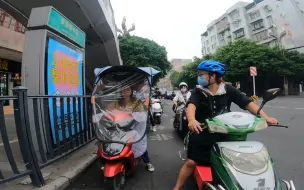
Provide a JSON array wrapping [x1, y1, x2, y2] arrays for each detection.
[[187, 131, 226, 165]]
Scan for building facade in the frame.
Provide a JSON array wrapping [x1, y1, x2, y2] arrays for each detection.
[[0, 0, 123, 108], [157, 58, 192, 90], [171, 58, 192, 72], [0, 8, 25, 106], [201, 0, 304, 55]]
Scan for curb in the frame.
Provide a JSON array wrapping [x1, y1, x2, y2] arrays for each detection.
[[39, 153, 98, 190]]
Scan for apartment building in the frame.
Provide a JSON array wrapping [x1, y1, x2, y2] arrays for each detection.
[[171, 58, 192, 72], [201, 0, 304, 55], [157, 58, 192, 90]]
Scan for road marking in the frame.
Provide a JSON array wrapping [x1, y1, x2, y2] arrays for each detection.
[[0, 139, 19, 147], [149, 134, 174, 141], [157, 125, 166, 130], [170, 118, 174, 121], [163, 114, 168, 117], [295, 108, 304, 110]]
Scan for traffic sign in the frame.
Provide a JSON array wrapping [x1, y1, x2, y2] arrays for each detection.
[[250, 66, 257, 76], [250, 66, 257, 95]]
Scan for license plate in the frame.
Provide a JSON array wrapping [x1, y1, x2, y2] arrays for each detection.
[[156, 113, 161, 116]]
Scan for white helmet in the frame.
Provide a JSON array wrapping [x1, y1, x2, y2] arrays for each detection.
[[179, 82, 188, 88]]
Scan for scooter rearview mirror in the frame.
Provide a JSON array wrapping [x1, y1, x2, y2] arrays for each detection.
[[263, 88, 280, 103], [257, 88, 280, 116]]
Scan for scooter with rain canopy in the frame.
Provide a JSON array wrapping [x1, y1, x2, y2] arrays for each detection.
[[91, 66, 160, 190], [179, 88, 296, 190]]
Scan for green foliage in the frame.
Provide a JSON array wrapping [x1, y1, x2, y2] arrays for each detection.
[[213, 39, 304, 81], [119, 36, 171, 77], [169, 71, 180, 88], [170, 39, 304, 90]]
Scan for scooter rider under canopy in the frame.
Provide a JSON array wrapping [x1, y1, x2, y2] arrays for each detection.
[[92, 67, 151, 158]]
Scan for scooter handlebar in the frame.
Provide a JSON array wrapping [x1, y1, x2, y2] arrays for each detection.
[[269, 124, 289, 128]]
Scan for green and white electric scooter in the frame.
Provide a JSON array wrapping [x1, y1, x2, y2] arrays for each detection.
[[179, 88, 296, 190]]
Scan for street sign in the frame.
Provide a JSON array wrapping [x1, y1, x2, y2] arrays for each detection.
[[250, 66, 257, 76], [250, 66, 257, 95]]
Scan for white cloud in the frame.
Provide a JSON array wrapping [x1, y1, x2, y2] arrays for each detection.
[[110, 0, 251, 60]]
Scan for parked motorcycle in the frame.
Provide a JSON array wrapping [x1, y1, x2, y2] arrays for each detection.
[[179, 88, 296, 190], [92, 66, 159, 190], [151, 97, 162, 124]]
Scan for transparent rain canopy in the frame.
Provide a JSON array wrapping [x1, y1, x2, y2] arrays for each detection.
[[92, 71, 150, 144]]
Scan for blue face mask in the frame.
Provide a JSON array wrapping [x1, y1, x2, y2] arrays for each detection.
[[197, 76, 208, 87]]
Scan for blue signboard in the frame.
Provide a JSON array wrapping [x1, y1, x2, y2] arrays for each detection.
[[46, 37, 84, 144]]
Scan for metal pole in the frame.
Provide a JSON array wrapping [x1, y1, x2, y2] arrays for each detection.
[[253, 76, 256, 96]]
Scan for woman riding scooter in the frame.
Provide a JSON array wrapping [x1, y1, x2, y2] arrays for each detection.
[[172, 82, 191, 136], [106, 86, 155, 172], [173, 60, 278, 190]]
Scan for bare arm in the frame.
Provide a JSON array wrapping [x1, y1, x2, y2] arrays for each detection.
[[246, 102, 269, 119], [186, 104, 202, 133], [186, 104, 196, 121]]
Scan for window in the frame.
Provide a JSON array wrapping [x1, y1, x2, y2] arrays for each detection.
[[207, 47, 210, 53], [234, 29, 245, 39], [230, 10, 240, 20], [0, 8, 25, 33], [249, 11, 261, 21], [211, 35, 216, 42], [264, 5, 272, 13], [252, 20, 264, 30], [253, 30, 268, 41], [232, 20, 241, 29], [267, 16, 274, 26], [212, 44, 217, 50], [206, 40, 209, 45]]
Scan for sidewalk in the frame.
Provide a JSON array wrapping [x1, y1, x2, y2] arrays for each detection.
[[0, 141, 98, 190]]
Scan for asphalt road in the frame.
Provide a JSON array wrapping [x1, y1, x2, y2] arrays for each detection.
[[67, 100, 197, 190], [0, 97, 300, 190], [67, 98, 304, 189]]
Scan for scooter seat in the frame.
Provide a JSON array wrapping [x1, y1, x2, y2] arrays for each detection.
[[194, 166, 213, 189]]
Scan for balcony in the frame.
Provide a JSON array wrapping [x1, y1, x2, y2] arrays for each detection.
[[216, 18, 230, 33]]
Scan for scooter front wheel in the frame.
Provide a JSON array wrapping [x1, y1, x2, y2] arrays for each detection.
[[104, 173, 125, 190]]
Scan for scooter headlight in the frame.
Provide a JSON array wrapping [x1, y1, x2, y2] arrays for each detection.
[[222, 147, 269, 175], [254, 120, 268, 132], [208, 123, 228, 134]]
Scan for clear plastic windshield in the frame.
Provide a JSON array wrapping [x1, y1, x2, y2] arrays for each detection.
[[92, 71, 150, 144]]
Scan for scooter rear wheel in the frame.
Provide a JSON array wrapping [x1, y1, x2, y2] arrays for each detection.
[[104, 173, 125, 190], [155, 116, 161, 124]]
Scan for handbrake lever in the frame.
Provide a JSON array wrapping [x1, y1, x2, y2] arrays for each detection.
[[269, 124, 289, 128]]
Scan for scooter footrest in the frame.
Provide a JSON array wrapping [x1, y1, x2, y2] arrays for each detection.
[[194, 166, 213, 189]]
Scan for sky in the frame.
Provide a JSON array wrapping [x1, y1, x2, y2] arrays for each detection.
[[110, 0, 251, 60]]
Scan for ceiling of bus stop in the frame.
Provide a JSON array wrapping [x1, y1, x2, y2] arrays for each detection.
[[0, 0, 114, 42], [0, 0, 120, 89]]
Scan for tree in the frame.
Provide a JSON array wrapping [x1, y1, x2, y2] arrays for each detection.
[[171, 39, 304, 94], [212, 39, 304, 94], [212, 39, 304, 80], [169, 71, 180, 88], [116, 17, 135, 37], [119, 36, 171, 78]]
